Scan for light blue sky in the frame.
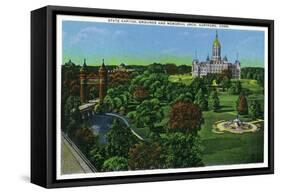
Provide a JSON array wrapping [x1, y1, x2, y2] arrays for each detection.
[[62, 21, 265, 67]]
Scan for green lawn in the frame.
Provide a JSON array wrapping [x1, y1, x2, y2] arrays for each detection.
[[130, 76, 264, 166], [198, 92, 264, 166], [199, 111, 264, 165], [169, 74, 194, 85], [234, 79, 264, 94]]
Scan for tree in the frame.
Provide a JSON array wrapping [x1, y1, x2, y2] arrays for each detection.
[[228, 85, 236, 95], [102, 156, 128, 171], [66, 107, 82, 136], [195, 88, 208, 111], [128, 142, 161, 170], [64, 96, 81, 134], [104, 86, 131, 112], [135, 99, 163, 130], [133, 86, 149, 101], [130, 71, 170, 101], [160, 132, 203, 168], [249, 100, 262, 120], [89, 86, 98, 99], [89, 147, 105, 171], [172, 92, 193, 104], [120, 94, 128, 107], [169, 101, 203, 133], [94, 103, 102, 114], [70, 80, 80, 96], [178, 65, 192, 74], [150, 81, 161, 97], [165, 63, 178, 75], [235, 81, 242, 94], [210, 90, 220, 112], [113, 97, 122, 109], [221, 76, 231, 91], [106, 119, 136, 158], [191, 77, 207, 95], [109, 71, 131, 87], [103, 95, 115, 111], [257, 74, 264, 86], [64, 96, 80, 119], [246, 72, 252, 79], [241, 67, 264, 84], [221, 68, 232, 79], [237, 94, 248, 115], [203, 74, 216, 89], [147, 63, 165, 73], [73, 127, 97, 154], [154, 86, 165, 100], [127, 111, 136, 122], [229, 81, 242, 95]]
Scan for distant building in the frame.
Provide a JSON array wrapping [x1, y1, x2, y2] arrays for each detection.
[[109, 63, 135, 73], [192, 31, 241, 79]]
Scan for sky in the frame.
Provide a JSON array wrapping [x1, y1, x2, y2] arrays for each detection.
[[62, 20, 265, 67]]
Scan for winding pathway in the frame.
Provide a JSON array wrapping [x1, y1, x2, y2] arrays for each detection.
[[105, 112, 145, 141]]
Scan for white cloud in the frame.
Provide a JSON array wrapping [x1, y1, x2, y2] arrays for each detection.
[[80, 26, 108, 34], [70, 26, 109, 44], [69, 27, 129, 45]]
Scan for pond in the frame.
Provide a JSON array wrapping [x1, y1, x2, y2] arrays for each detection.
[[88, 112, 144, 143], [89, 114, 114, 144]]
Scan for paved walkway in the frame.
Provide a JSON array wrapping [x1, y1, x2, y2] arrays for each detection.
[[61, 135, 93, 174], [105, 112, 145, 141]]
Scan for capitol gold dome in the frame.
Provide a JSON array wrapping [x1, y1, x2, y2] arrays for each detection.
[[213, 38, 221, 47], [213, 31, 221, 47]]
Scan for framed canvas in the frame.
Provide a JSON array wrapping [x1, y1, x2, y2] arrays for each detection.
[[31, 5, 274, 188]]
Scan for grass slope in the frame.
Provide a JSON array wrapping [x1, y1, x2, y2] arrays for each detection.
[[131, 75, 264, 166], [168, 75, 264, 166], [169, 74, 194, 85], [198, 92, 264, 166]]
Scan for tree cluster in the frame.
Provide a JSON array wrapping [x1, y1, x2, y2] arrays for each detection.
[[62, 62, 261, 172], [169, 101, 203, 133], [241, 67, 264, 86]]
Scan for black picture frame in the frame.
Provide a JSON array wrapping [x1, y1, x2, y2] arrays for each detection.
[[31, 5, 274, 188]]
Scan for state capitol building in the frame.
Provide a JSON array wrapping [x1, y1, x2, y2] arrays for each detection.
[[192, 31, 241, 79]]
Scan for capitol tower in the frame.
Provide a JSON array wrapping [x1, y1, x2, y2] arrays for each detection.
[[192, 31, 241, 79], [212, 31, 221, 61]]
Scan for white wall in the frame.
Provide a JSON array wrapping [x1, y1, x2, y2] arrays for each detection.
[[0, 0, 279, 193]]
